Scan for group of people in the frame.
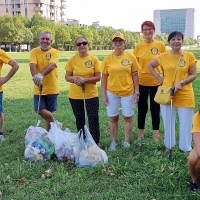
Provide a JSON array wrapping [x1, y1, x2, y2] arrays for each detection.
[[0, 21, 199, 191]]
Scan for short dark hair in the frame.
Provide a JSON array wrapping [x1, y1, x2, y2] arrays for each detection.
[[141, 21, 155, 30], [168, 31, 184, 42]]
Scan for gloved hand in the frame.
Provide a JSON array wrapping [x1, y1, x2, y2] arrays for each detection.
[[32, 73, 43, 87]]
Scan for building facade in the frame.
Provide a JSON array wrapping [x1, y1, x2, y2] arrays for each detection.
[[154, 8, 195, 38], [0, 0, 67, 23]]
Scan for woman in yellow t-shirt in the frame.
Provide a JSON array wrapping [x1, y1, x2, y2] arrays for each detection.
[[101, 32, 140, 150], [188, 110, 200, 191], [148, 31, 197, 152], [65, 36, 101, 144], [133, 21, 166, 141]]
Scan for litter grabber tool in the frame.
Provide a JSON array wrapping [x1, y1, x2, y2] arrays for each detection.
[[36, 84, 43, 125], [169, 86, 175, 163], [81, 84, 88, 140], [81, 84, 87, 126]]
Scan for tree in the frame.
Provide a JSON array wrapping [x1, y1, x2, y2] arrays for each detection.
[[55, 23, 71, 50], [13, 15, 33, 51], [0, 15, 18, 51], [30, 12, 56, 29], [98, 27, 115, 50]]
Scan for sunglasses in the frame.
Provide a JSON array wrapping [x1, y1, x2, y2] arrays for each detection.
[[112, 39, 123, 43], [76, 41, 88, 46]]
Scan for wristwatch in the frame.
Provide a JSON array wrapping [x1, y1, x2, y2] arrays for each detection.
[[180, 80, 185, 86], [135, 91, 140, 96]]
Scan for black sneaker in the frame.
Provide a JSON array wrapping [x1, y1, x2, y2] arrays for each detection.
[[190, 181, 199, 191]]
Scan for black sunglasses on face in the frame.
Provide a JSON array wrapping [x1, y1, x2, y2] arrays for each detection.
[[76, 41, 88, 46], [112, 39, 123, 43]]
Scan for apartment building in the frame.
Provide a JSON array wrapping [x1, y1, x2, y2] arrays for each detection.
[[0, 0, 67, 22], [154, 8, 195, 39]]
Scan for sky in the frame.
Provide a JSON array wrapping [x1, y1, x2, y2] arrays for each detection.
[[67, 0, 200, 38]]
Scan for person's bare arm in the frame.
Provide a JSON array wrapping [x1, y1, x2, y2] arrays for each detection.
[[174, 64, 197, 92], [193, 132, 200, 157], [148, 58, 164, 84], [101, 73, 108, 106], [0, 59, 19, 86]]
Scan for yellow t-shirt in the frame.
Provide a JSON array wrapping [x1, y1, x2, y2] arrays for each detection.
[[101, 51, 139, 96], [133, 40, 166, 86], [191, 112, 200, 133], [65, 54, 100, 99], [157, 51, 197, 108], [0, 49, 12, 92], [30, 47, 59, 95]]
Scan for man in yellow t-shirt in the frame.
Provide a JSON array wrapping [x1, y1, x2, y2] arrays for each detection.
[[0, 50, 19, 141], [30, 30, 59, 131], [188, 111, 200, 191]]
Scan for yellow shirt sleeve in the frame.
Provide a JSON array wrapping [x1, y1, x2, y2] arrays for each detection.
[[101, 51, 139, 96], [30, 47, 59, 95], [65, 54, 100, 99], [133, 40, 166, 86], [0, 49, 12, 92], [157, 51, 196, 108], [192, 112, 200, 133]]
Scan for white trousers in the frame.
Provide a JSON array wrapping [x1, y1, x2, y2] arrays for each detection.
[[160, 105, 193, 152]]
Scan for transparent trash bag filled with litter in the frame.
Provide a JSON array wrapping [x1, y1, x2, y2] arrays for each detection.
[[48, 121, 77, 161], [74, 125, 108, 168], [24, 122, 55, 162]]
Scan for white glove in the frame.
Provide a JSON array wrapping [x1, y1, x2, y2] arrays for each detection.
[[32, 73, 43, 87]]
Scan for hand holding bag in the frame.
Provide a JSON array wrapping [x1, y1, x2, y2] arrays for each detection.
[[154, 53, 183, 105]]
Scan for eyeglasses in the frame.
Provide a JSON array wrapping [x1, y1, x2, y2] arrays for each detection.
[[142, 28, 154, 32], [76, 41, 88, 46], [112, 39, 123, 43]]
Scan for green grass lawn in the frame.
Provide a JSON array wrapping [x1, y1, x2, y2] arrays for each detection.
[[0, 48, 200, 200]]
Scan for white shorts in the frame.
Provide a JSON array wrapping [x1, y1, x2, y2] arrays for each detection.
[[106, 90, 135, 117]]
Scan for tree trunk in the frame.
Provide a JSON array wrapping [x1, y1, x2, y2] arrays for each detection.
[[9, 43, 11, 52]]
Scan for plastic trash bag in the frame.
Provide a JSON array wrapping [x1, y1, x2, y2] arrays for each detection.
[[48, 121, 77, 161], [74, 125, 108, 168], [24, 121, 55, 162], [25, 120, 46, 146]]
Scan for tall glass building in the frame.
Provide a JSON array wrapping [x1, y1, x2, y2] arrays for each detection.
[[154, 8, 195, 38]]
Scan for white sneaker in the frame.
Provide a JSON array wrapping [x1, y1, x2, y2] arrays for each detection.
[[109, 141, 117, 150], [0, 135, 5, 141], [123, 142, 130, 148]]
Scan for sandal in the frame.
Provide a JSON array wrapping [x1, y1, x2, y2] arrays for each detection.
[[153, 134, 162, 142]]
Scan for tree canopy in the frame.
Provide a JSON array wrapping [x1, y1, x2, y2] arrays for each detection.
[[0, 13, 197, 52]]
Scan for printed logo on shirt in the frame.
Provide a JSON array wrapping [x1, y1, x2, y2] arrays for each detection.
[[121, 59, 129, 66], [178, 59, 186, 67], [151, 47, 158, 55], [85, 60, 92, 68], [46, 53, 51, 60]]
